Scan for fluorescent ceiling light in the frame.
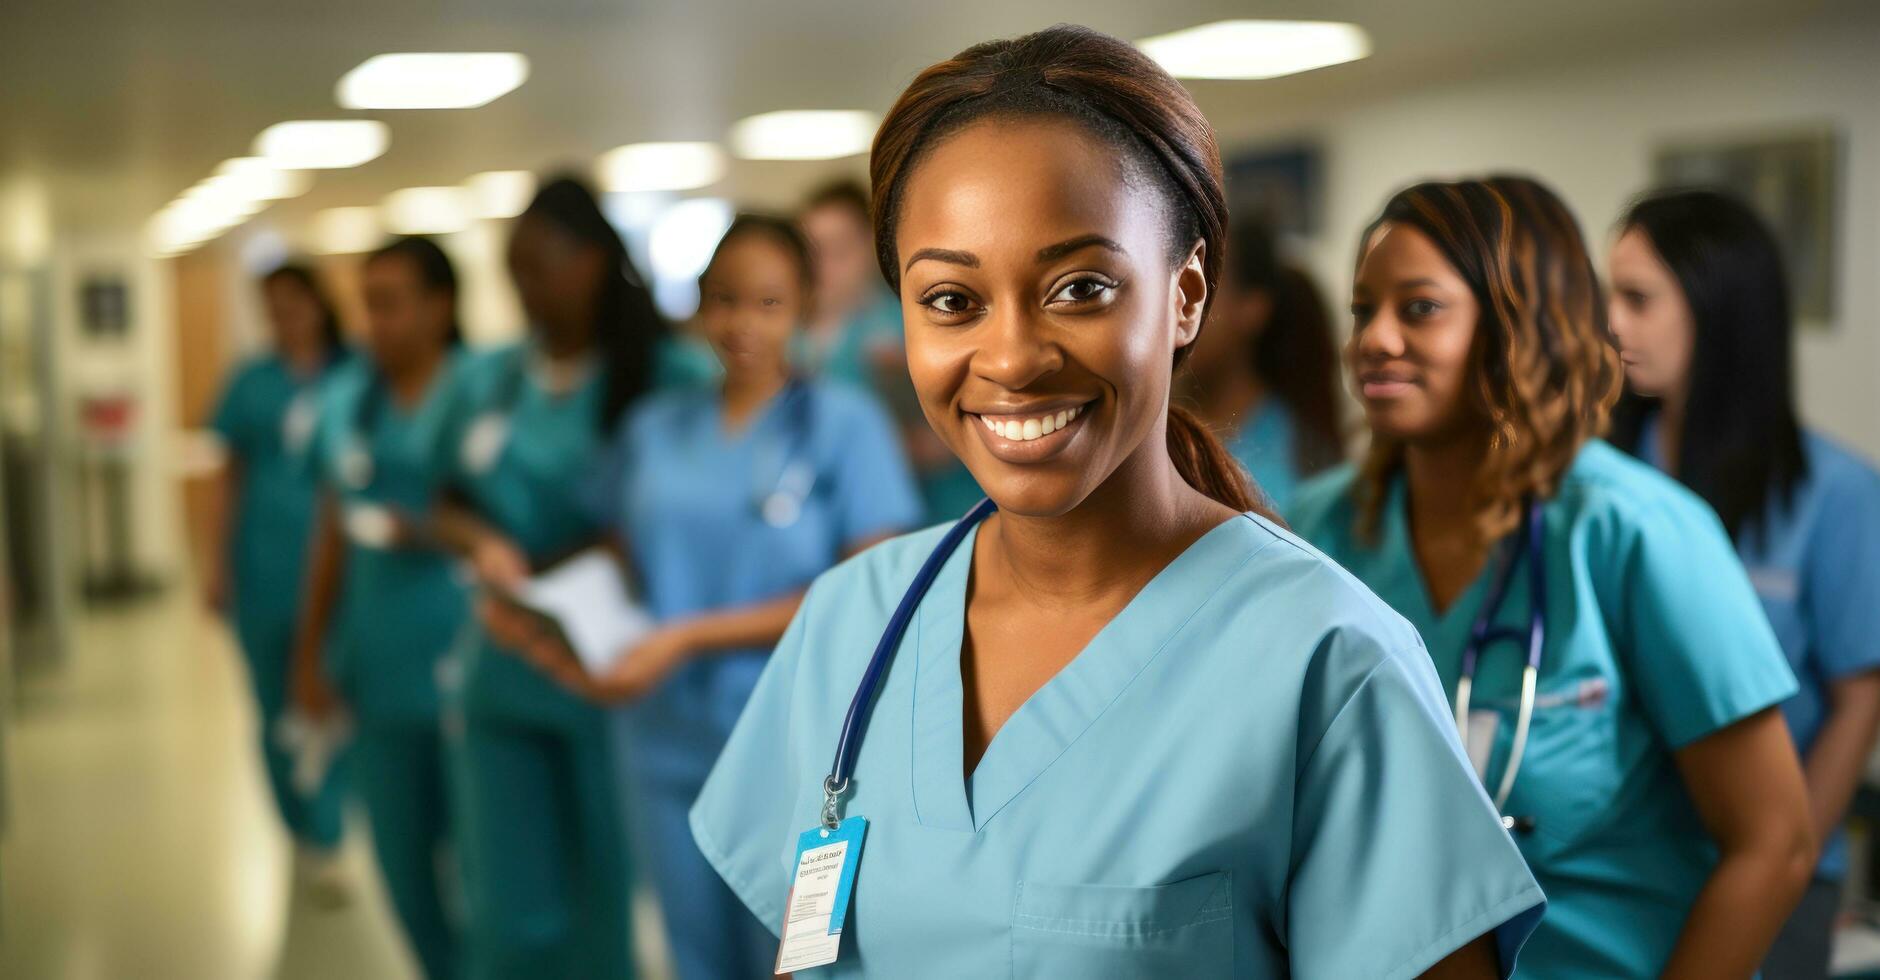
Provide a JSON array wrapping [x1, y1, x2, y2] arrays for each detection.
[[596, 142, 725, 193], [149, 197, 252, 254], [383, 186, 472, 235], [312, 206, 385, 254], [254, 120, 390, 169], [729, 110, 877, 160], [214, 157, 311, 200], [647, 197, 733, 282], [337, 52, 530, 110], [1138, 20, 1371, 79], [465, 170, 536, 219]]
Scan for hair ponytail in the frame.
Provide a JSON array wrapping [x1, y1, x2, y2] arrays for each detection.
[[1167, 398, 1271, 519]]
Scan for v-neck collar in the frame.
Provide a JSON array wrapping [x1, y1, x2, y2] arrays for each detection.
[[908, 513, 1268, 833]]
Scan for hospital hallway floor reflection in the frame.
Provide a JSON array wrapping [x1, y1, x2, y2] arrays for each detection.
[[0, 590, 417, 978]]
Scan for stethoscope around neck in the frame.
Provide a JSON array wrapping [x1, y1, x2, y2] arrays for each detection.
[[1454, 496, 1547, 834]]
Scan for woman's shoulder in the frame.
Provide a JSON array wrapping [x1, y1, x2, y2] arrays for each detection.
[[1225, 513, 1428, 666], [1800, 429, 1880, 509], [1556, 439, 1726, 536]]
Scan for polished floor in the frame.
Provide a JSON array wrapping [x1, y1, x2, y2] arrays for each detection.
[[0, 590, 671, 980]]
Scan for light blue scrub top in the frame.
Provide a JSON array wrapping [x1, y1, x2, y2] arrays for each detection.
[[1641, 421, 1880, 881], [1227, 399, 1302, 513], [1287, 440, 1798, 979], [691, 513, 1545, 978], [309, 356, 469, 726], [594, 379, 924, 785]]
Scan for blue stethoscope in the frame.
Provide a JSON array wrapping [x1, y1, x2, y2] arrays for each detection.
[[1454, 497, 1546, 833], [821, 496, 997, 829], [757, 380, 816, 529]]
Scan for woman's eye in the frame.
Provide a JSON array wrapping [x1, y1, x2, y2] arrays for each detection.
[[1349, 302, 1375, 325], [923, 291, 975, 316], [1404, 299, 1441, 319], [760, 297, 782, 308], [1049, 277, 1114, 305]]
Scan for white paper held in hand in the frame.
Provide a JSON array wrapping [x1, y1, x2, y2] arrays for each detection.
[[511, 550, 653, 674]]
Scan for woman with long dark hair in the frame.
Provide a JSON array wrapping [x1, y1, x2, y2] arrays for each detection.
[[690, 26, 1542, 977], [204, 261, 351, 900], [290, 236, 467, 978], [1608, 188, 1880, 980], [431, 176, 664, 979], [1289, 176, 1815, 977], [1182, 216, 1345, 509]]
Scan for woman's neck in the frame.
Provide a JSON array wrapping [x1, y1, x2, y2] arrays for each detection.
[[385, 347, 445, 408], [1402, 428, 1492, 612], [282, 342, 326, 379], [980, 426, 1235, 613], [720, 362, 792, 429], [1657, 386, 1688, 473]]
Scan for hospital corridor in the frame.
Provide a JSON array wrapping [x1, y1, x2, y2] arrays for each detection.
[[5, 1, 1880, 978]]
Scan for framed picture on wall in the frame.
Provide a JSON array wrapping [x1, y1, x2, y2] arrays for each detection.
[[1223, 143, 1323, 240], [1652, 128, 1840, 326]]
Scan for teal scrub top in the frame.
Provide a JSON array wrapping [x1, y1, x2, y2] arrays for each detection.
[[308, 355, 470, 726], [1640, 421, 1880, 881], [1226, 399, 1303, 513], [593, 380, 924, 785], [796, 290, 905, 390], [440, 343, 616, 726], [1287, 440, 1798, 979], [691, 513, 1545, 978], [211, 353, 337, 637]]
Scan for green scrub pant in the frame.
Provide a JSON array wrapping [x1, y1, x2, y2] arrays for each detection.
[[234, 611, 348, 850], [447, 709, 634, 980], [355, 721, 461, 980]]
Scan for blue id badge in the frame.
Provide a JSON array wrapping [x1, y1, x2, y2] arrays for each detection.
[[774, 816, 867, 974]]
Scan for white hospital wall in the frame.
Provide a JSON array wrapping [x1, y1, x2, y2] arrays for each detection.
[[1210, 4, 1880, 458]]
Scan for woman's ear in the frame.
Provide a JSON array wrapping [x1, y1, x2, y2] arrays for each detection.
[[1172, 240, 1208, 351]]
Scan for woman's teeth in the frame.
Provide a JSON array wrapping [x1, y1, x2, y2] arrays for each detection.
[[980, 405, 1083, 442]]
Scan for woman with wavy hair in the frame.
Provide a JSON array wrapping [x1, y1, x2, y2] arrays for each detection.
[[690, 26, 1544, 978], [1289, 176, 1815, 978]]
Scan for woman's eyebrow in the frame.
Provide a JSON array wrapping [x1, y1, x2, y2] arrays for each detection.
[[1036, 234, 1124, 264], [904, 247, 978, 273]]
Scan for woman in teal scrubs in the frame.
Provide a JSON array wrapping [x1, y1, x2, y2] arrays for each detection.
[[1605, 188, 1880, 979], [1180, 217, 1345, 511], [1288, 176, 1817, 978], [500, 215, 923, 978], [290, 237, 467, 978], [689, 27, 1543, 978], [205, 262, 350, 893], [431, 176, 660, 980]]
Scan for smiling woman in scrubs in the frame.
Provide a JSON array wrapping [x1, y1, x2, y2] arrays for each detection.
[[1288, 176, 1817, 978], [1605, 189, 1880, 979], [204, 262, 351, 897], [290, 236, 467, 979], [502, 215, 923, 979], [430, 177, 663, 980], [688, 26, 1543, 978]]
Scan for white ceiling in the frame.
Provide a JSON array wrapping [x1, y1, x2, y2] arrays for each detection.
[[0, 0, 1829, 236]]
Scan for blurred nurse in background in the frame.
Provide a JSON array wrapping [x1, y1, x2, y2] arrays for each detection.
[[204, 262, 352, 902], [1181, 217, 1345, 511], [1288, 176, 1815, 978], [1607, 188, 1880, 980], [289, 237, 468, 980], [432, 176, 662, 980], [498, 214, 922, 979]]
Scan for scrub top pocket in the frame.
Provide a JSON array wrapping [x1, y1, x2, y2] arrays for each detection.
[[1010, 871, 1234, 978]]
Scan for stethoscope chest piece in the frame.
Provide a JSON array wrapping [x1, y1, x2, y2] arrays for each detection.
[[340, 443, 373, 490], [461, 412, 512, 476]]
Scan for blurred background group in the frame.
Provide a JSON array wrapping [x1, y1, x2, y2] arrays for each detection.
[[1, 1, 1878, 978]]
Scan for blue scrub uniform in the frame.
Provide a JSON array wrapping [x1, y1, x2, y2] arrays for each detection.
[[210, 354, 348, 852], [1287, 440, 1799, 979], [594, 379, 922, 980], [311, 357, 469, 980], [1226, 399, 1302, 513], [691, 513, 1545, 977], [439, 345, 634, 980], [1640, 422, 1880, 882]]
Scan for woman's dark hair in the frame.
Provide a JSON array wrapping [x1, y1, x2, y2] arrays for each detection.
[[869, 23, 1266, 516], [520, 174, 668, 432], [801, 179, 873, 223], [1351, 176, 1622, 545], [704, 213, 817, 309], [1224, 217, 1345, 477], [261, 262, 345, 362], [367, 236, 464, 346], [1607, 188, 1805, 542]]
